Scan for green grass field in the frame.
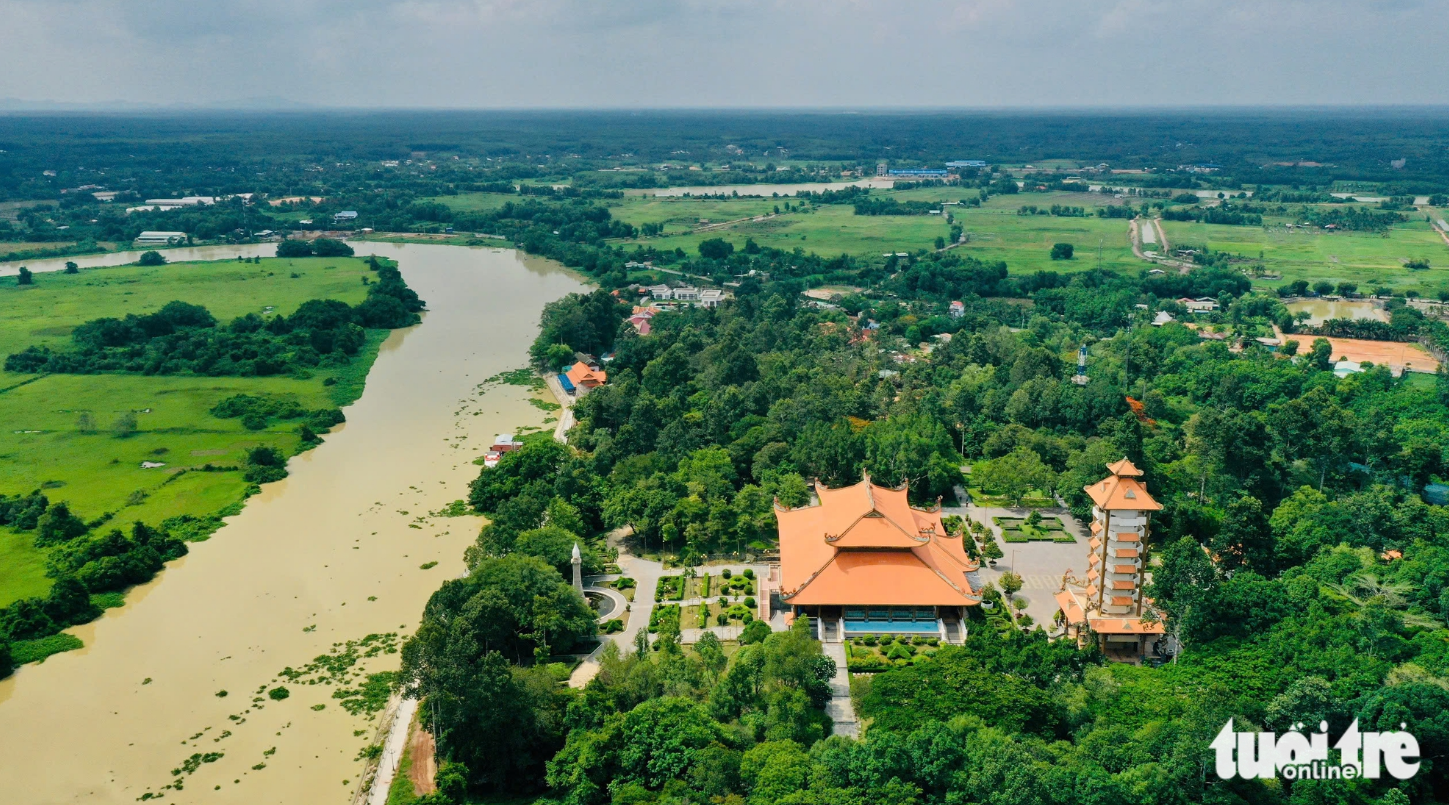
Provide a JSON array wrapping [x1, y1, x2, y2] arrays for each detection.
[[608, 190, 1139, 274], [1160, 216, 1449, 293], [0, 256, 386, 607]]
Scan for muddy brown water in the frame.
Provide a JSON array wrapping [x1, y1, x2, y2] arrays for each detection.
[[1285, 299, 1388, 325], [0, 243, 588, 804]]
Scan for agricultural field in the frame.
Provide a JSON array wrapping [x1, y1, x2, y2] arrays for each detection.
[[608, 189, 1142, 275], [1160, 214, 1449, 293], [0, 256, 384, 607], [420, 191, 522, 216]]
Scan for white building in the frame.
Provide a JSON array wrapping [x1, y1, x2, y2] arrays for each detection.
[[1178, 297, 1219, 313], [672, 286, 701, 301], [700, 289, 726, 308], [144, 196, 215, 208], [133, 231, 188, 245]]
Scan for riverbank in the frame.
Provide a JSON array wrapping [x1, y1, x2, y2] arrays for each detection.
[[0, 243, 591, 804], [0, 255, 388, 619]]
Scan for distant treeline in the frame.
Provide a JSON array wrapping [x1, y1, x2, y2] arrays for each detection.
[[1161, 205, 1264, 226], [853, 197, 939, 216], [4, 261, 423, 376], [1298, 206, 1407, 233]]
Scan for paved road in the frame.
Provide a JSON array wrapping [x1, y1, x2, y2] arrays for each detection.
[[543, 373, 575, 444]]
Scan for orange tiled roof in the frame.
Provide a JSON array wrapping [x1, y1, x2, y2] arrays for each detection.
[[566, 361, 607, 388], [1114, 532, 1141, 543], [1090, 521, 1103, 534], [1055, 590, 1087, 625], [1109, 595, 1136, 607], [1111, 564, 1138, 575], [1084, 459, 1162, 511], [1110, 580, 1136, 591], [1106, 457, 1144, 477], [1089, 536, 1103, 552], [1088, 617, 1165, 635], [776, 476, 979, 607], [1115, 548, 1140, 559]]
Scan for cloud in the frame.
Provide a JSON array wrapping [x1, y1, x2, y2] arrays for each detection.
[[0, 0, 1444, 107]]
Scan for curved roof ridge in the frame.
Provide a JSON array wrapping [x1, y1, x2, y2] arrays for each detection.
[[826, 509, 929, 546]]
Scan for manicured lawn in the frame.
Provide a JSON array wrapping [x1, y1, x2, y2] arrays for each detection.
[[0, 256, 387, 607], [967, 487, 1056, 508], [995, 516, 1075, 544], [845, 634, 942, 672]]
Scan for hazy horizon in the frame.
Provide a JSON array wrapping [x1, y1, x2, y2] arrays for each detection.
[[1, 0, 1445, 109]]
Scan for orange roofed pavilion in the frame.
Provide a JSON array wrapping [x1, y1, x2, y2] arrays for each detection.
[[564, 361, 607, 394], [774, 475, 979, 642]]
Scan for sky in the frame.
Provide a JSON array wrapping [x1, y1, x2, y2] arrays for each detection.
[[0, 0, 1445, 109]]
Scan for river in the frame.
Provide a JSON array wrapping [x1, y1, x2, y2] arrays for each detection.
[[0, 243, 279, 275], [0, 243, 589, 804]]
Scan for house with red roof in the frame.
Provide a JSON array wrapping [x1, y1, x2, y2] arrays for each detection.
[[774, 475, 980, 643]]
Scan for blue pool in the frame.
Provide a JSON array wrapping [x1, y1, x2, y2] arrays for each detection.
[[842, 606, 939, 634]]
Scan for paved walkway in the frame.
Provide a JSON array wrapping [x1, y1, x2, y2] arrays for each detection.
[[569, 530, 665, 688], [682, 625, 743, 642], [940, 493, 1087, 630], [822, 642, 858, 738], [364, 696, 416, 805]]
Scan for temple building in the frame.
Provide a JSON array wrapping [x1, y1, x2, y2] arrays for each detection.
[[1055, 458, 1168, 661], [773, 475, 980, 644]]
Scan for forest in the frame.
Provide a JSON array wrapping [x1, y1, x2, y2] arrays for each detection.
[[388, 201, 1449, 803]]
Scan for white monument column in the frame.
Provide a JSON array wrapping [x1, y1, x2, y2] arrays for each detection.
[[571, 542, 583, 595]]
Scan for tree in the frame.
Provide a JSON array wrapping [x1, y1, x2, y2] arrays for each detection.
[[972, 447, 1054, 507], [1309, 337, 1334, 371], [698, 238, 734, 260], [1050, 243, 1074, 260], [75, 412, 93, 432], [63, 262, 79, 274], [1312, 280, 1335, 296], [981, 536, 1004, 565], [16, 267, 32, 285], [1145, 536, 1221, 655], [999, 571, 1023, 597], [137, 251, 166, 266], [277, 239, 314, 257], [34, 502, 89, 547], [311, 238, 354, 257], [111, 411, 137, 437], [1213, 495, 1274, 574]]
